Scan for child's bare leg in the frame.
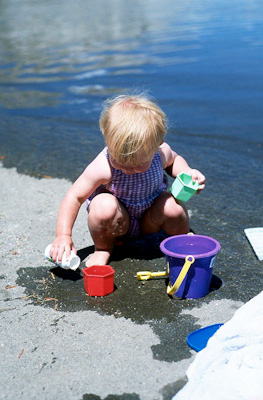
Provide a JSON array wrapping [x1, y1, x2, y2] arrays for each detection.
[[141, 191, 189, 236], [86, 193, 129, 267]]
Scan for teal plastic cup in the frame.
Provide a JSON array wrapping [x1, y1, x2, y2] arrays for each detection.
[[170, 172, 200, 202]]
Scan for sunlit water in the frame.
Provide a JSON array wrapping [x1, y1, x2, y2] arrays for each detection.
[[1, 1, 263, 300], [1, 0, 262, 176]]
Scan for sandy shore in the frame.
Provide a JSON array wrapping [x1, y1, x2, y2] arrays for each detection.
[[0, 163, 245, 400]]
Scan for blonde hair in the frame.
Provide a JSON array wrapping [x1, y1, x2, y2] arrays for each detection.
[[99, 94, 167, 167]]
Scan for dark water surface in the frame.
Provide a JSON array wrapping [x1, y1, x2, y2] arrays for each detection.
[[1, 0, 263, 317], [1, 0, 262, 178]]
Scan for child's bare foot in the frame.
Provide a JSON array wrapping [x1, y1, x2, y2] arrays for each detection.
[[85, 249, 111, 267]]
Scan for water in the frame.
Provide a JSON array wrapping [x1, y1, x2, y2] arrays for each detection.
[[1, 0, 262, 179], [1, 1, 263, 298]]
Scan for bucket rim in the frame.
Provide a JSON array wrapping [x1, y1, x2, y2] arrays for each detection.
[[160, 234, 221, 259], [83, 265, 115, 278]]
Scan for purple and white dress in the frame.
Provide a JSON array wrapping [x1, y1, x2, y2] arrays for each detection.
[[87, 147, 168, 238]]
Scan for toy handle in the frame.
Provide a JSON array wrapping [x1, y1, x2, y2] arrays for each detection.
[[166, 255, 195, 295], [137, 271, 169, 281]]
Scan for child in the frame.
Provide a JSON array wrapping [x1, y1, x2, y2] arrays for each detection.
[[50, 94, 205, 267]]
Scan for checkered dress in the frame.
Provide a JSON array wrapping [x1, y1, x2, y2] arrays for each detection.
[[87, 147, 168, 237]]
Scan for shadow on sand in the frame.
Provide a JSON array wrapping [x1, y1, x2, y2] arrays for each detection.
[[77, 230, 169, 262]]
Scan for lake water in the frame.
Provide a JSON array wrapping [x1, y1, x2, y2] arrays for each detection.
[[1, 0, 263, 300], [0, 0, 262, 179]]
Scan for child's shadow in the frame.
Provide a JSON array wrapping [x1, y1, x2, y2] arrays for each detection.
[[50, 233, 166, 281], [77, 231, 169, 262]]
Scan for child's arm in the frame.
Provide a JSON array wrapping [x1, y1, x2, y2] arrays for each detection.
[[160, 142, 206, 189], [50, 151, 111, 263]]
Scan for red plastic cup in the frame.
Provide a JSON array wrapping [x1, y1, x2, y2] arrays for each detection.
[[83, 265, 115, 296]]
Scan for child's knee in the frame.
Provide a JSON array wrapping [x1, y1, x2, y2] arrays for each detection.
[[88, 193, 119, 223], [88, 193, 130, 237], [162, 195, 189, 234], [164, 196, 188, 219]]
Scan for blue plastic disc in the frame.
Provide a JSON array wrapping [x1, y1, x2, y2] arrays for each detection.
[[187, 323, 223, 352]]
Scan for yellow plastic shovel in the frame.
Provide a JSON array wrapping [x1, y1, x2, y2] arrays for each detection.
[[136, 270, 169, 281]]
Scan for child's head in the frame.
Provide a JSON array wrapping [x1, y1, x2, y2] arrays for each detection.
[[99, 94, 167, 167]]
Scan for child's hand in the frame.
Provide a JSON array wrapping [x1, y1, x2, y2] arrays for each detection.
[[190, 169, 206, 191], [50, 235, 76, 263]]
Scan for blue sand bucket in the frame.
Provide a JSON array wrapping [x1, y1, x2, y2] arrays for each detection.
[[160, 234, 221, 299]]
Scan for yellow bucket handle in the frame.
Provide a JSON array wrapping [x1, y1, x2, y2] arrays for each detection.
[[166, 255, 195, 295]]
